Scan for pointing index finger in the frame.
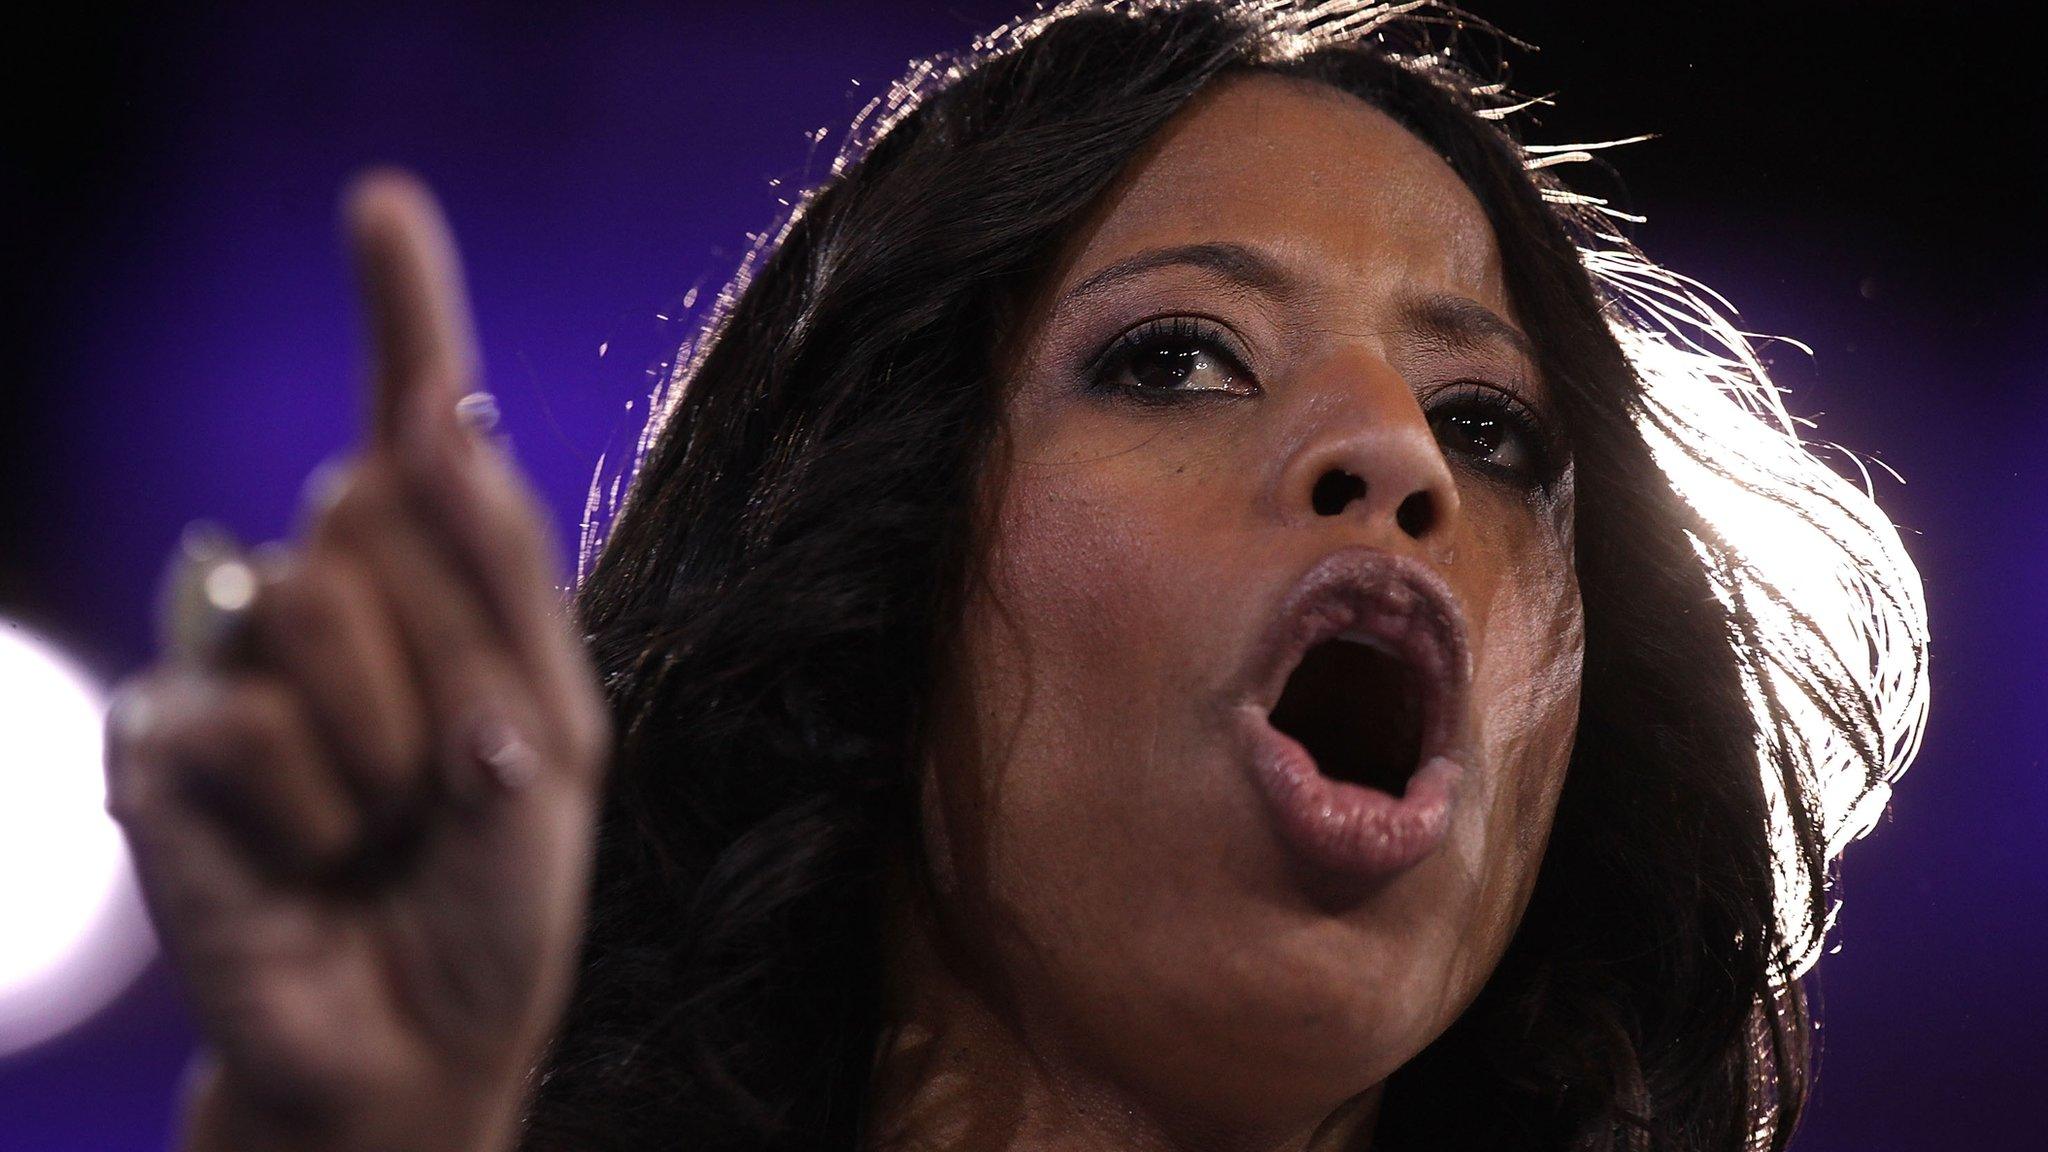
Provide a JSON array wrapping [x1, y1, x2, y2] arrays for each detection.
[[343, 169, 481, 447]]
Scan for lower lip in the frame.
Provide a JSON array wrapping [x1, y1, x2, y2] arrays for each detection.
[[1236, 707, 1464, 879]]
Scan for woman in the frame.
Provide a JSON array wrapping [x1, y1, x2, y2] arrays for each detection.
[[104, 2, 1928, 1150]]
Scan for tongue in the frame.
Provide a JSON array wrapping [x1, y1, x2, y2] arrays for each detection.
[[1268, 639, 1424, 797]]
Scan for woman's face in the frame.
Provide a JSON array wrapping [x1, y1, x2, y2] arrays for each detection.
[[908, 74, 1584, 1139]]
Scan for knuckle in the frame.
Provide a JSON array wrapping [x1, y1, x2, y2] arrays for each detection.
[[105, 676, 271, 811], [104, 673, 210, 796], [102, 682, 162, 825], [103, 676, 161, 763]]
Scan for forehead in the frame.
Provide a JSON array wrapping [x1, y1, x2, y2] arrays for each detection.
[[1057, 72, 1509, 315]]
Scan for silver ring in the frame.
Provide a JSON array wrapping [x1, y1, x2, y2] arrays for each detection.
[[157, 522, 259, 664], [455, 390, 500, 435]]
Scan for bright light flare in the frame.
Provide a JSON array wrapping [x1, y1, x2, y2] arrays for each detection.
[[1603, 264, 1931, 978], [0, 623, 155, 1056]]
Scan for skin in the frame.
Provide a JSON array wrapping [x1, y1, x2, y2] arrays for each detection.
[[106, 74, 1583, 1152], [106, 173, 610, 1152], [869, 76, 1584, 1152]]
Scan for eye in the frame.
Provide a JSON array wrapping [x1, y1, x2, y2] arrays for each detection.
[[1424, 382, 1564, 487], [1087, 316, 1259, 404]]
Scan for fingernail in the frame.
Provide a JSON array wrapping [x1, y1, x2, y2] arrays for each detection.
[[475, 718, 539, 791], [444, 713, 539, 810], [105, 684, 157, 747], [300, 455, 352, 518]]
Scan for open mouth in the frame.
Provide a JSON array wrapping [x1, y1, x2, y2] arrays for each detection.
[[1267, 636, 1427, 798], [1231, 548, 1472, 879]]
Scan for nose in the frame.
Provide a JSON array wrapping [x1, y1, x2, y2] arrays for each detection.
[[1278, 355, 1461, 550]]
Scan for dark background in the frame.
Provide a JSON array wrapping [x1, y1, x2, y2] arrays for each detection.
[[5, 2, 2040, 1148]]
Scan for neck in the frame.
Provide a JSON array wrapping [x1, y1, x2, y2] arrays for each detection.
[[861, 879, 1383, 1152]]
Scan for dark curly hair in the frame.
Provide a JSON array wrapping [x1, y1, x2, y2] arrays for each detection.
[[526, 3, 1927, 1150]]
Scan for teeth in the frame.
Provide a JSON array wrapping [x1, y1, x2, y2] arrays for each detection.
[[1336, 628, 1403, 656]]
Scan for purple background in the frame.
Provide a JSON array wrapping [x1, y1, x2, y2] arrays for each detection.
[[6, 2, 2040, 1147]]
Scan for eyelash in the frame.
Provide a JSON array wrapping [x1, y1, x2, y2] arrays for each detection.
[[1420, 381, 1569, 490], [1084, 316, 1257, 406], [1084, 315, 1568, 490]]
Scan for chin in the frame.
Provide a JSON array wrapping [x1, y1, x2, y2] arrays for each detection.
[[1026, 782, 1507, 1130]]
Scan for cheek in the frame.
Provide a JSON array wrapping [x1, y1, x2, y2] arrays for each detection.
[[983, 472, 1161, 665], [936, 452, 1210, 886], [962, 419, 1253, 758], [965, 465, 1175, 776], [1461, 506, 1583, 919]]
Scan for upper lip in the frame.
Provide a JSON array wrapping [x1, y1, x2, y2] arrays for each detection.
[[1233, 547, 1474, 767]]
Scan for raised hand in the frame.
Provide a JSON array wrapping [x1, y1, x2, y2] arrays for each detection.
[[105, 171, 610, 1152]]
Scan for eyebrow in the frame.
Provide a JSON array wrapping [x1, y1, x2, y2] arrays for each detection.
[[1401, 293, 1538, 363], [1060, 241, 1299, 308]]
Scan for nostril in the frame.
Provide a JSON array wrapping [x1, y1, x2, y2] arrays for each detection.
[[1311, 469, 1367, 517], [1395, 490, 1436, 538]]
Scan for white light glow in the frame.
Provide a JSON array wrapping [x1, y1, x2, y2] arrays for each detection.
[[0, 623, 155, 1056], [1598, 263, 1930, 978]]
